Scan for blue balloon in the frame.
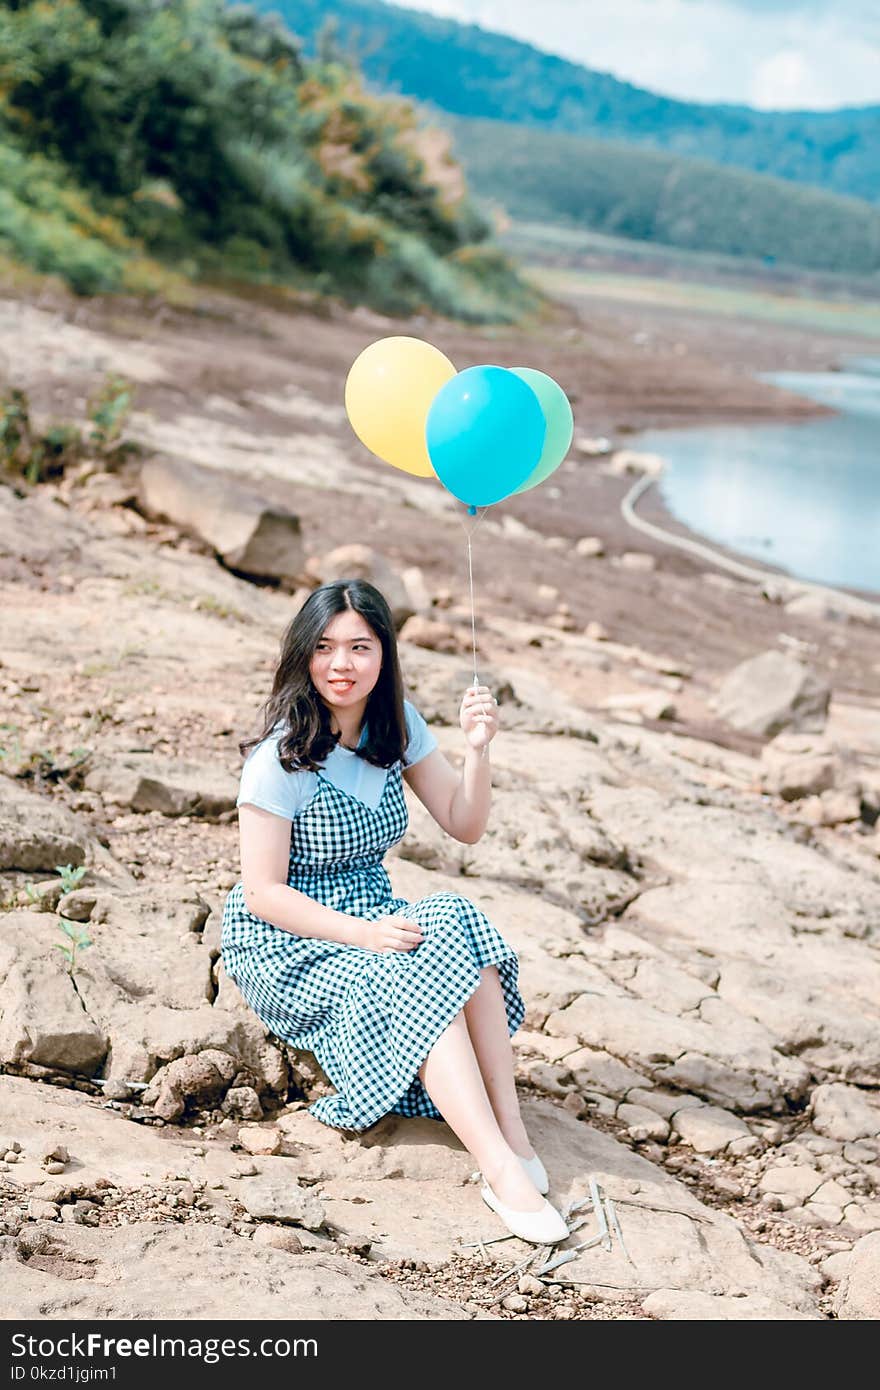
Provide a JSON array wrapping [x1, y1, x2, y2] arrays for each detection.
[[425, 365, 546, 509]]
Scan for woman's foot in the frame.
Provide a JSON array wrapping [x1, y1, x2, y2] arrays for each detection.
[[480, 1149, 544, 1211]]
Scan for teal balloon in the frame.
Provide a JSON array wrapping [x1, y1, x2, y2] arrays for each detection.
[[509, 368, 574, 495], [425, 365, 545, 509]]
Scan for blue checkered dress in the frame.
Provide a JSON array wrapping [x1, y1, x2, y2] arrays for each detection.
[[220, 760, 525, 1132]]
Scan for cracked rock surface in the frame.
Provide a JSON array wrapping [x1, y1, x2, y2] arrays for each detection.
[[2, 290, 880, 1320]]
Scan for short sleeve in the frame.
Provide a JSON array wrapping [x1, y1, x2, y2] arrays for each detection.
[[403, 699, 438, 768], [236, 735, 313, 820]]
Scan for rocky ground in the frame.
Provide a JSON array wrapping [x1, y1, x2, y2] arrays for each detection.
[[0, 280, 879, 1321]]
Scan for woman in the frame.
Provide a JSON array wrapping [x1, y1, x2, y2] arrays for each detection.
[[221, 578, 568, 1244]]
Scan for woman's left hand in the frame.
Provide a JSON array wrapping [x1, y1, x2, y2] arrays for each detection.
[[460, 684, 499, 751]]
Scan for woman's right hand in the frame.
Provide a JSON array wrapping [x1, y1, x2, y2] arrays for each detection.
[[360, 915, 424, 952]]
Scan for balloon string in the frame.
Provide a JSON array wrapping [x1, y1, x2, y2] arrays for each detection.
[[458, 505, 491, 760]]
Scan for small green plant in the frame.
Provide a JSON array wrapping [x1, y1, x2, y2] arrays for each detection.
[[22, 880, 41, 903], [87, 375, 136, 461], [55, 917, 92, 976], [0, 388, 81, 484], [56, 864, 87, 894]]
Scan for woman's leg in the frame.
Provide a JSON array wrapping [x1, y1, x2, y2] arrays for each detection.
[[462, 965, 535, 1160], [418, 1010, 543, 1210]]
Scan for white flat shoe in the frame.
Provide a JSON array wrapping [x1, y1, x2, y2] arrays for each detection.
[[519, 1151, 549, 1195], [480, 1181, 569, 1245]]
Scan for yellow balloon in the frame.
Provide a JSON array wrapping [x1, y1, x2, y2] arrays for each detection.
[[345, 336, 456, 477]]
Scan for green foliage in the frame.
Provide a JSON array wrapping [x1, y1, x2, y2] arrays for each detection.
[[56, 863, 87, 894], [450, 117, 880, 277], [256, 0, 880, 208], [55, 916, 93, 977], [0, 387, 80, 483], [0, 0, 525, 319], [87, 374, 134, 458], [0, 375, 136, 484]]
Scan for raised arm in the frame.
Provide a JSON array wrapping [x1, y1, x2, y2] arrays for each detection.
[[239, 804, 366, 946]]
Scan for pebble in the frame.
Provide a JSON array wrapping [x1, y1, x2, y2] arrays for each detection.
[[518, 1274, 544, 1296], [501, 1293, 529, 1313], [253, 1225, 304, 1254], [45, 1162, 66, 1175], [4, 1152, 20, 1164]]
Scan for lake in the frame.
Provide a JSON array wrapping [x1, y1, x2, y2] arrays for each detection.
[[631, 357, 880, 595]]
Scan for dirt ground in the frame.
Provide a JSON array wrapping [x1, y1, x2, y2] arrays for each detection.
[[10, 268, 879, 712]]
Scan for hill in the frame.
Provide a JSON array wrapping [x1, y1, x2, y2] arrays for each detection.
[[0, 0, 529, 319], [255, 0, 880, 206], [449, 116, 880, 276]]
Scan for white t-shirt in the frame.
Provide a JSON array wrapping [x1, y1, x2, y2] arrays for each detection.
[[236, 698, 438, 820]]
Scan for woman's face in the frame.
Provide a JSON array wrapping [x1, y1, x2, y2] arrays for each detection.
[[309, 609, 383, 722]]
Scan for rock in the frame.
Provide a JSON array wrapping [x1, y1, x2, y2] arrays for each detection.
[[616, 1104, 670, 1141], [138, 457, 305, 583], [309, 545, 413, 629], [38, 1142, 69, 1165], [44, 1161, 66, 1176], [501, 1293, 529, 1312], [252, 1224, 304, 1254], [517, 1060, 572, 1097], [601, 691, 676, 721], [672, 1106, 752, 1155], [815, 791, 862, 825], [27, 1200, 60, 1221], [0, 781, 91, 872], [398, 615, 464, 655], [811, 1084, 880, 1143], [758, 1165, 824, 1203], [833, 1231, 880, 1318], [760, 737, 837, 801], [642, 1289, 821, 1320], [843, 1201, 880, 1233], [607, 451, 665, 478], [57, 889, 98, 922], [142, 1050, 237, 1122], [84, 753, 237, 818], [399, 566, 433, 616], [584, 620, 608, 641], [0, 1220, 471, 1318], [576, 537, 604, 558], [237, 1174, 325, 1230], [237, 1126, 282, 1156], [0, 911, 109, 1074], [619, 551, 657, 572], [518, 1274, 544, 1296], [716, 651, 830, 737], [785, 591, 877, 625], [221, 1086, 263, 1120]]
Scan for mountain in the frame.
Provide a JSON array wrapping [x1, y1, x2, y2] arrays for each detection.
[[449, 115, 880, 276], [252, 0, 880, 207]]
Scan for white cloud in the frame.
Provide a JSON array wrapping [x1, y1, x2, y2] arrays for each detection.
[[397, 0, 880, 109]]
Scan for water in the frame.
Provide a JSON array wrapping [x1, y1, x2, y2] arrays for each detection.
[[632, 357, 880, 595]]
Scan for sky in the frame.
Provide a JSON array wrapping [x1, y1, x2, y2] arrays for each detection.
[[394, 0, 880, 110]]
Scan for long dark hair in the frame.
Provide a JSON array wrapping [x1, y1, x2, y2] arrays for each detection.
[[239, 579, 408, 772]]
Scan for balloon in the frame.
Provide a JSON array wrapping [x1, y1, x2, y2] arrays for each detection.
[[345, 336, 456, 477], [425, 366, 546, 508], [508, 368, 574, 494]]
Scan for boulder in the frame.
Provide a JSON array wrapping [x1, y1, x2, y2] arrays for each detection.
[[83, 752, 237, 818], [0, 781, 91, 872], [716, 651, 830, 737], [833, 1231, 880, 1319], [138, 456, 305, 582]]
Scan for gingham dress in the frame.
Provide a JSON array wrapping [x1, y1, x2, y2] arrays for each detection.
[[220, 758, 526, 1132]]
